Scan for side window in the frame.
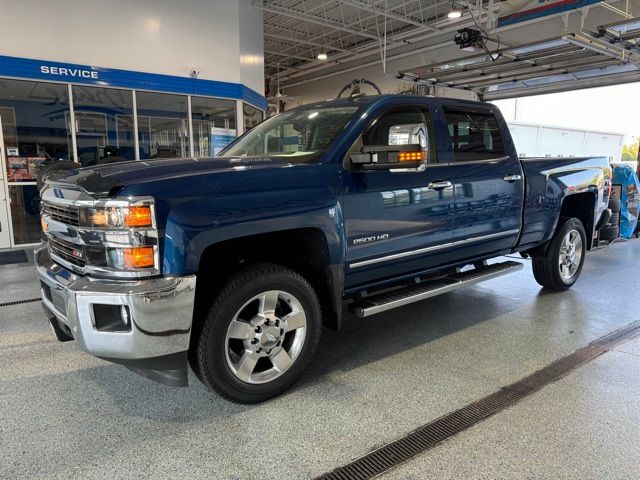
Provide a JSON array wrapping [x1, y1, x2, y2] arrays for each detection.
[[363, 107, 434, 160], [444, 107, 505, 162]]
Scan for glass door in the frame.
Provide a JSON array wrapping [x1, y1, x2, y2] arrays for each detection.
[[0, 80, 72, 246], [0, 116, 13, 248]]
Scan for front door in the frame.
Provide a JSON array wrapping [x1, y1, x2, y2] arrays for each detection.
[[439, 104, 524, 262], [342, 104, 454, 288], [0, 116, 13, 248]]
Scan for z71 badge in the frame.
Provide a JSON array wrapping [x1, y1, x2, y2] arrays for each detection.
[[352, 233, 390, 245]]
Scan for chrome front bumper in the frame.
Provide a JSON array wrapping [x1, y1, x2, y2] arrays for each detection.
[[35, 245, 196, 386]]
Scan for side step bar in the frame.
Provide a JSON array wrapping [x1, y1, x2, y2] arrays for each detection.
[[350, 261, 524, 318]]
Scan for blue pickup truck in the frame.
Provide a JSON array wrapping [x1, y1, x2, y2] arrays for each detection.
[[36, 95, 612, 403]]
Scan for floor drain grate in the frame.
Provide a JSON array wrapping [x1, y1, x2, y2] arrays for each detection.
[[316, 321, 640, 480], [0, 298, 42, 308], [0, 250, 29, 265]]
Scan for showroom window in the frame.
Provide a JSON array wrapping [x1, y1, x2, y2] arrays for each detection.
[[0, 76, 263, 247], [191, 96, 237, 156], [0, 79, 72, 244], [72, 86, 135, 165], [243, 102, 263, 132], [136, 92, 189, 159]]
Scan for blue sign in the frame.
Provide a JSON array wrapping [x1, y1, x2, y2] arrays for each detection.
[[498, 0, 603, 27], [0, 54, 267, 110]]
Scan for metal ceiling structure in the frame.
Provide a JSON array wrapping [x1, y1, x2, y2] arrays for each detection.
[[398, 15, 640, 100], [256, 0, 640, 101], [257, 0, 480, 78]]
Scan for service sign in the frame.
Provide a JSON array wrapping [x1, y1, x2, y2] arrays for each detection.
[[498, 0, 603, 27]]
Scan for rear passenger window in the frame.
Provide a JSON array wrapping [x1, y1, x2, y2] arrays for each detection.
[[444, 107, 505, 162]]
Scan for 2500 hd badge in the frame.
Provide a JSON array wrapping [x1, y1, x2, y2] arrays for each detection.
[[352, 233, 390, 245]]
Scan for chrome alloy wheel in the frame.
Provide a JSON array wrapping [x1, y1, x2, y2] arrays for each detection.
[[559, 229, 583, 281], [224, 290, 307, 384]]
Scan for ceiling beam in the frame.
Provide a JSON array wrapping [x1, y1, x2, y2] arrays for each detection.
[[254, 1, 405, 45], [264, 31, 353, 54], [264, 49, 316, 62], [337, 0, 440, 32]]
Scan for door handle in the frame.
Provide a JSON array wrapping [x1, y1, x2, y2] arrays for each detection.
[[427, 180, 452, 191], [503, 174, 522, 183]]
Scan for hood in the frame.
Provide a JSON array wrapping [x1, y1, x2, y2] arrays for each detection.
[[45, 156, 292, 196]]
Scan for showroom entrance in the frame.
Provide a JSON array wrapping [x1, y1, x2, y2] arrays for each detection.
[[0, 67, 264, 249]]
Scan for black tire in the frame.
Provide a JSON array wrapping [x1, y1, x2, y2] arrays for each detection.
[[532, 216, 587, 291], [608, 213, 620, 227], [195, 263, 321, 403], [608, 196, 622, 214], [36, 160, 79, 192], [599, 224, 619, 242]]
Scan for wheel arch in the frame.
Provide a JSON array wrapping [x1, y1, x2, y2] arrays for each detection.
[[192, 227, 343, 354], [558, 190, 598, 250]]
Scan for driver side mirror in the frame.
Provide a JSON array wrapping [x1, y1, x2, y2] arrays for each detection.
[[350, 144, 427, 172]]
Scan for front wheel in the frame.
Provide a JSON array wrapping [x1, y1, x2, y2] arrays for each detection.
[[532, 217, 587, 291], [195, 263, 321, 403]]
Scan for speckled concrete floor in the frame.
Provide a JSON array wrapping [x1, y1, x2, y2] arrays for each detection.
[[1, 240, 639, 479]]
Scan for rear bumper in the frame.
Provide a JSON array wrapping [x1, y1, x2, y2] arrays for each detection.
[[35, 245, 196, 386]]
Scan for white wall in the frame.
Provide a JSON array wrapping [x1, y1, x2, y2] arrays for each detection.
[[0, 0, 265, 94]]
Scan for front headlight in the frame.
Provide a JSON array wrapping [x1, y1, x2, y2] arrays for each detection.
[[82, 205, 153, 228], [41, 186, 160, 278]]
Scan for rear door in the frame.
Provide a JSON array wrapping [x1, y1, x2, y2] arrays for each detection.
[[440, 104, 524, 262], [342, 102, 454, 287]]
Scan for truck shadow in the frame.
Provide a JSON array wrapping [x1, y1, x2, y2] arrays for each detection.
[[303, 286, 525, 383], [72, 285, 521, 420]]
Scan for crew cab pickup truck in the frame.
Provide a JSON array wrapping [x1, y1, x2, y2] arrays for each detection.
[[36, 95, 612, 403]]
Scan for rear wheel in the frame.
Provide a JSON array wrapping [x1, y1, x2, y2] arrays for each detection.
[[195, 263, 321, 403], [532, 217, 586, 290]]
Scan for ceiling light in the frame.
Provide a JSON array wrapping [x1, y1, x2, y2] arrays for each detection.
[[317, 52, 328, 61], [447, 4, 462, 19]]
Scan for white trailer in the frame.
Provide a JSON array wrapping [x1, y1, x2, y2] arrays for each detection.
[[507, 121, 625, 163]]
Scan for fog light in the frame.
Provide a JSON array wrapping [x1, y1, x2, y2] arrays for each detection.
[[93, 304, 132, 332]]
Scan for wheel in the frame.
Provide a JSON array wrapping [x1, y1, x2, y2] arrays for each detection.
[[195, 263, 321, 403], [532, 217, 586, 291], [598, 224, 619, 242], [608, 196, 622, 214], [36, 160, 78, 191]]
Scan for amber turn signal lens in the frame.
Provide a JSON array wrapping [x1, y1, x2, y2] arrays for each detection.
[[398, 150, 426, 162], [40, 216, 48, 233], [123, 247, 155, 269], [124, 206, 153, 228]]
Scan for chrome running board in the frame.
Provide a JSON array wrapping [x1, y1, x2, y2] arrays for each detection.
[[350, 261, 524, 318]]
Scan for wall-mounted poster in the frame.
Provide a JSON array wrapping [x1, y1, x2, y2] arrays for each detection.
[[211, 127, 237, 156], [7, 157, 29, 181]]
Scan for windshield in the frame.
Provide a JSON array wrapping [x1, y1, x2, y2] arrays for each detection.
[[220, 105, 359, 162]]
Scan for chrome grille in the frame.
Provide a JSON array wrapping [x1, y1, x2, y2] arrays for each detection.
[[42, 202, 80, 227], [49, 236, 86, 268]]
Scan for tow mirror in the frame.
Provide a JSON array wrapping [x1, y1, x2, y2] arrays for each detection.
[[351, 144, 427, 172]]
